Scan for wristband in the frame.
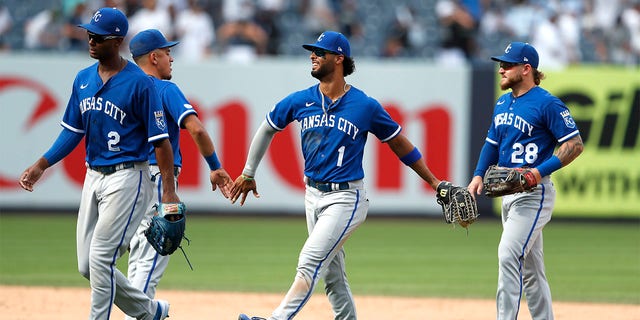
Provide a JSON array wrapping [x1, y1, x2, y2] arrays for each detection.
[[241, 174, 254, 181], [400, 147, 422, 166], [536, 155, 562, 177], [204, 152, 221, 170]]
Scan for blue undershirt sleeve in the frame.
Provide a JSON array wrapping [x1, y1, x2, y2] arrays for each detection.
[[473, 141, 498, 177], [43, 128, 83, 166], [536, 155, 563, 177]]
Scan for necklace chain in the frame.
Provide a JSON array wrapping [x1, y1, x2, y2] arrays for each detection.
[[320, 83, 349, 114]]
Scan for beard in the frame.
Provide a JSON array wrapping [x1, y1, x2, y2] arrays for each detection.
[[500, 73, 523, 90], [311, 62, 332, 80]]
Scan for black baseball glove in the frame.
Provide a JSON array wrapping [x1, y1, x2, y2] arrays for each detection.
[[483, 165, 538, 198], [436, 181, 479, 228], [145, 202, 187, 256]]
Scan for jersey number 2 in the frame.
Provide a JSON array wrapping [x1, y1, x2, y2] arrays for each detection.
[[511, 142, 538, 164], [108, 131, 121, 152]]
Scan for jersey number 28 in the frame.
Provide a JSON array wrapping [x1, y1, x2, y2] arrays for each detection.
[[511, 142, 538, 164]]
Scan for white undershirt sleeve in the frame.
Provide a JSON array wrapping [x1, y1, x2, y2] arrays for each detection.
[[242, 120, 278, 177]]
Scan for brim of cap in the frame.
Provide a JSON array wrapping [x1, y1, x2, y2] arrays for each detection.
[[490, 55, 519, 63], [162, 41, 180, 48], [302, 44, 340, 55], [78, 23, 112, 36], [131, 41, 180, 58]]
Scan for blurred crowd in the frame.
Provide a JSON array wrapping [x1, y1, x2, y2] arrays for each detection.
[[0, 0, 639, 68]]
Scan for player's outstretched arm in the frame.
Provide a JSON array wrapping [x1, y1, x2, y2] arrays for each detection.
[[229, 120, 277, 205], [183, 114, 233, 198], [153, 138, 180, 203], [386, 134, 440, 190], [20, 128, 83, 192]]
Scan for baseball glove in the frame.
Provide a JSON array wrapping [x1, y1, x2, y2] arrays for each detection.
[[436, 181, 479, 228], [145, 202, 187, 256], [483, 165, 538, 198]]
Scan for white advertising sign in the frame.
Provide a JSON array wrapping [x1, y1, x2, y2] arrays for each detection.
[[1, 54, 471, 215]]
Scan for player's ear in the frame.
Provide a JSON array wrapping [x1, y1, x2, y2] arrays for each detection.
[[114, 37, 124, 48], [150, 51, 158, 65]]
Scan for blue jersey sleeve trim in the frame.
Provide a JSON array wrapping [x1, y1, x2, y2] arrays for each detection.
[[61, 121, 85, 134], [148, 133, 170, 143], [177, 109, 197, 128], [380, 126, 402, 143], [485, 137, 498, 145], [266, 114, 284, 131], [558, 130, 580, 143]]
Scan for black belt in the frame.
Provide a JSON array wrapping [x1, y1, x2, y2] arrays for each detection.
[[89, 162, 135, 175], [306, 178, 350, 192]]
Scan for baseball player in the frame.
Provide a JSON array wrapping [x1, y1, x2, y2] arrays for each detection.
[[467, 42, 584, 319], [230, 31, 443, 320], [125, 28, 232, 315], [18, 8, 176, 320]]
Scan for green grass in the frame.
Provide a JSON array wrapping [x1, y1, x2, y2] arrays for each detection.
[[0, 214, 638, 304]]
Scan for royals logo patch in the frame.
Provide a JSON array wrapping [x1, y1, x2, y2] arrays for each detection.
[[154, 110, 166, 130], [560, 110, 576, 128]]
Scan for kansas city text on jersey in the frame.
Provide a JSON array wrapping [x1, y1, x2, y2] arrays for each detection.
[[79, 96, 127, 125], [493, 112, 534, 136], [300, 113, 360, 140]]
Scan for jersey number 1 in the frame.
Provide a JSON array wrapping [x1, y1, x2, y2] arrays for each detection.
[[336, 146, 345, 167]]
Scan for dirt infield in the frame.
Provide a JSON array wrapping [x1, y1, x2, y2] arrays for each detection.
[[1, 285, 638, 319]]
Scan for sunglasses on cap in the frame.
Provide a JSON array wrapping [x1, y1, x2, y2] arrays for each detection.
[[499, 62, 524, 70], [88, 32, 122, 43], [312, 48, 339, 58]]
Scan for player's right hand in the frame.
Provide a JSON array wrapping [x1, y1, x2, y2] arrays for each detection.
[[230, 175, 260, 206], [210, 168, 233, 199], [19, 158, 48, 192], [467, 176, 484, 199]]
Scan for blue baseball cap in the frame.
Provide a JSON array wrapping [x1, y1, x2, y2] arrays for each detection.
[[130, 29, 179, 58], [302, 31, 351, 57], [491, 42, 539, 68], [78, 7, 128, 37]]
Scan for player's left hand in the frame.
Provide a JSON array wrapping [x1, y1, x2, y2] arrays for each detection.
[[210, 168, 233, 198], [483, 165, 540, 197], [230, 175, 260, 206]]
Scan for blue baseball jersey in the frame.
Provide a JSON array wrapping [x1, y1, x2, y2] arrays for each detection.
[[267, 84, 401, 182], [486, 86, 580, 168], [147, 79, 197, 166], [61, 61, 168, 166]]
